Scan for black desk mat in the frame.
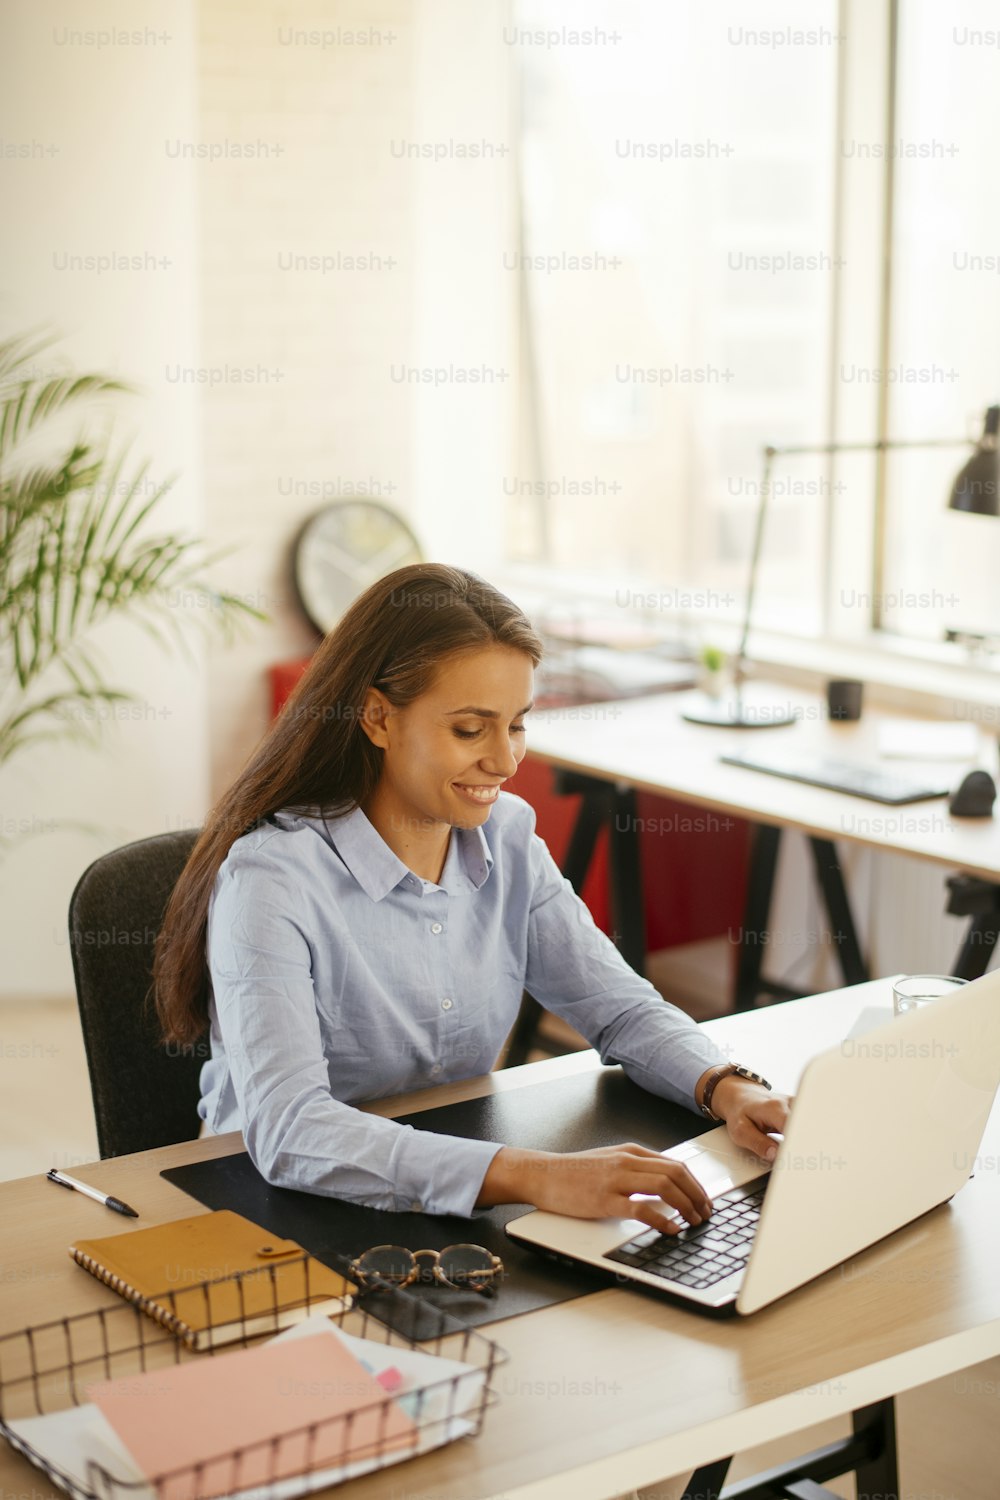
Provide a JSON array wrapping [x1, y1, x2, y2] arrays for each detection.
[[162, 1067, 712, 1331]]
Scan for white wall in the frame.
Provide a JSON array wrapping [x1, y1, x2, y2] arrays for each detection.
[[196, 0, 419, 796], [198, 0, 518, 797], [0, 0, 520, 998], [407, 0, 518, 575], [0, 0, 206, 998]]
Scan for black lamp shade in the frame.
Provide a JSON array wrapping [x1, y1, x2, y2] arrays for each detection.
[[948, 405, 1000, 515]]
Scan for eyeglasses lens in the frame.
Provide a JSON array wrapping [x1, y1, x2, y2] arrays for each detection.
[[356, 1246, 414, 1284], [437, 1244, 495, 1288]]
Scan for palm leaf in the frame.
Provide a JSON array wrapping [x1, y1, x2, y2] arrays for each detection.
[[0, 331, 267, 856], [0, 374, 130, 456], [0, 686, 129, 765], [0, 331, 55, 382]]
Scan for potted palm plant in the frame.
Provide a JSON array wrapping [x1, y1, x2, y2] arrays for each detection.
[[0, 332, 263, 855]]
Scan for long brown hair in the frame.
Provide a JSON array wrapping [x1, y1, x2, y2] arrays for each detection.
[[154, 564, 543, 1045]]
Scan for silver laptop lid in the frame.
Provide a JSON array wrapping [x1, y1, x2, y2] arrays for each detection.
[[737, 969, 1000, 1314]]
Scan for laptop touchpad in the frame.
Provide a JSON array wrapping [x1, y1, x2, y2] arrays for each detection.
[[662, 1128, 769, 1196]]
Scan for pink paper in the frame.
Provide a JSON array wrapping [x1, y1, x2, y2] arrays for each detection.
[[88, 1330, 418, 1500]]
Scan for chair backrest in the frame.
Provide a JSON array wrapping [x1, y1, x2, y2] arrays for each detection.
[[68, 828, 205, 1159]]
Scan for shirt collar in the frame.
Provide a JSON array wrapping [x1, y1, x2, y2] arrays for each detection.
[[284, 805, 494, 902]]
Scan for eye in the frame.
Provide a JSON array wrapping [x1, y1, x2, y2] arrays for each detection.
[[452, 722, 527, 740]]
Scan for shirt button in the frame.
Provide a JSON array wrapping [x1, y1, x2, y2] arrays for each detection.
[[430, 1063, 442, 1075], [430, 922, 443, 934], [410, 1200, 422, 1212], [441, 998, 453, 1011]]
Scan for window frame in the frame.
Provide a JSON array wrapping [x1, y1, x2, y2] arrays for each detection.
[[507, 0, 1000, 688]]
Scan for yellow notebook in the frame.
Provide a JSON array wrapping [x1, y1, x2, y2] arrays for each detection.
[[70, 1209, 355, 1351]]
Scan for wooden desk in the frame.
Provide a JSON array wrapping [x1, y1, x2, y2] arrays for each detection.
[[2, 978, 999, 1498], [523, 686, 1000, 1012]]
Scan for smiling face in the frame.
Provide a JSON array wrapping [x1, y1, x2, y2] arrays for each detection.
[[359, 644, 535, 842]]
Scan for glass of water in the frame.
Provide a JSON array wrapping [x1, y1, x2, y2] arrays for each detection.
[[892, 973, 967, 1017]]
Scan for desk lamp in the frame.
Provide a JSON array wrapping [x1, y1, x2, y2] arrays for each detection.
[[682, 409, 1000, 728], [948, 405, 1000, 516]]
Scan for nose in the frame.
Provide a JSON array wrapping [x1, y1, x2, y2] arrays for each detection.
[[480, 728, 521, 779]]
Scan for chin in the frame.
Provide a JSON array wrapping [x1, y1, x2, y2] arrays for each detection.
[[448, 800, 494, 828], [452, 808, 493, 829]]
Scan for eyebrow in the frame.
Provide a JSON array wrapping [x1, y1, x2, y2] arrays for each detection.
[[446, 702, 534, 719]]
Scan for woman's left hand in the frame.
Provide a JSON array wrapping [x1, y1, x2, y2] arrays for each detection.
[[711, 1077, 793, 1162]]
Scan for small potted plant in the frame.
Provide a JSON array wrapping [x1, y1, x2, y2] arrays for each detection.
[[698, 644, 727, 699]]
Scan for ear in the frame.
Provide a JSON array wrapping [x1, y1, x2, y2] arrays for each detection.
[[358, 687, 393, 750]]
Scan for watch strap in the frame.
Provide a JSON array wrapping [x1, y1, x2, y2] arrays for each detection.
[[700, 1063, 772, 1121]]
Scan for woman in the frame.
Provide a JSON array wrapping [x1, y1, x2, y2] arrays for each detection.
[[155, 565, 789, 1232]]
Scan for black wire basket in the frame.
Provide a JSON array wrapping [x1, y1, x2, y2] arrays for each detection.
[[0, 1255, 507, 1500]]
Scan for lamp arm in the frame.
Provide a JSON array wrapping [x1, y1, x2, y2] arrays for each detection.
[[732, 433, 974, 690], [732, 445, 776, 692]]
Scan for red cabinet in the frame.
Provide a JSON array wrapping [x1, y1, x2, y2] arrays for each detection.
[[513, 754, 749, 954]]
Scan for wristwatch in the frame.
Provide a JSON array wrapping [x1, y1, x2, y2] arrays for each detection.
[[699, 1063, 772, 1121]]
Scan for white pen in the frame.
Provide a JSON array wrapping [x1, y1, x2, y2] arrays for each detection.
[[47, 1168, 139, 1218]]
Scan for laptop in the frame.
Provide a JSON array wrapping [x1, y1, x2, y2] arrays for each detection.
[[719, 748, 951, 805], [506, 971, 1000, 1316]]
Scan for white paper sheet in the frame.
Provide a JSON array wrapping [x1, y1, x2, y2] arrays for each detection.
[[877, 720, 980, 761]]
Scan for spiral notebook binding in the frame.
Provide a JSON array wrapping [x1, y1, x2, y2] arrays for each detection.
[[70, 1250, 194, 1345]]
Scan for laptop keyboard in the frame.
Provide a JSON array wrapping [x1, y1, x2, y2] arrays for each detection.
[[719, 751, 950, 806], [607, 1179, 769, 1289]]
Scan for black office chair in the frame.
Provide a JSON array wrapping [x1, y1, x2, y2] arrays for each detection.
[[68, 828, 206, 1158]]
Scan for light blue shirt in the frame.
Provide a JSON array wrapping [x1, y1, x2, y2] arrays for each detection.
[[200, 792, 728, 1217]]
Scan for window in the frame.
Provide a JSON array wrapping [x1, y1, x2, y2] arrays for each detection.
[[511, 0, 839, 638], [877, 0, 1000, 648]]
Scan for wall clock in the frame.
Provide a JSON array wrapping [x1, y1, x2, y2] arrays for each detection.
[[293, 500, 423, 633]]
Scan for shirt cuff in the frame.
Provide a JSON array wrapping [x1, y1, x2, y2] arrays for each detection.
[[605, 1030, 732, 1112], [394, 1131, 506, 1218], [671, 1043, 733, 1110]]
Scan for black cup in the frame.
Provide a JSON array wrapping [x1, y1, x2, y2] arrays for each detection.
[[826, 678, 864, 721]]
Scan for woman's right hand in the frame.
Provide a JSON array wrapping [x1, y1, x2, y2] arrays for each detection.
[[476, 1143, 713, 1234]]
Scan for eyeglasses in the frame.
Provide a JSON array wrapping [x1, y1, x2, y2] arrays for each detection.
[[348, 1243, 503, 1297]]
